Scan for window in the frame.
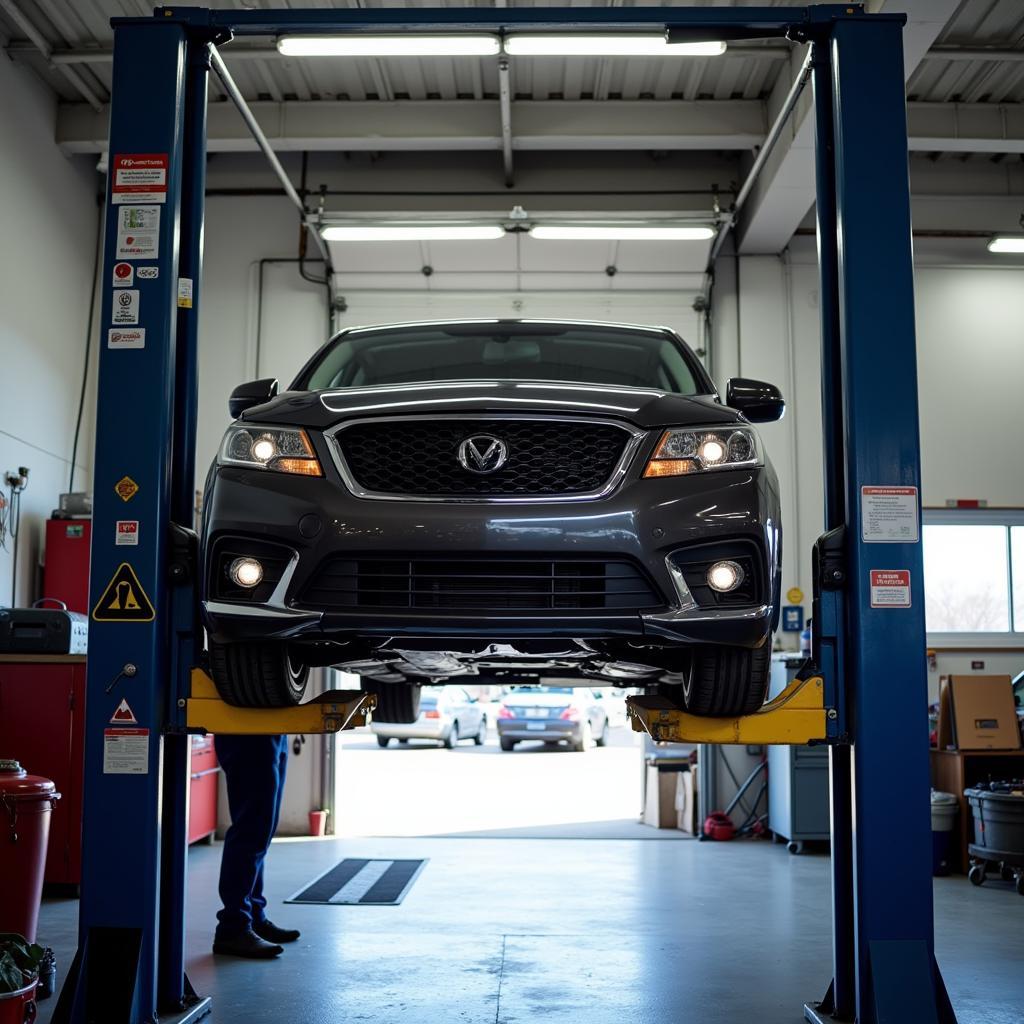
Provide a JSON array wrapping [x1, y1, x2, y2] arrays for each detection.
[[922, 511, 1024, 639]]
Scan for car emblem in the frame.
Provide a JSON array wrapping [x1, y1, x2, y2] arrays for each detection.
[[457, 434, 509, 474]]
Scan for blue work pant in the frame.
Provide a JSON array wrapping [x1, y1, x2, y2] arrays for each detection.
[[214, 733, 289, 936]]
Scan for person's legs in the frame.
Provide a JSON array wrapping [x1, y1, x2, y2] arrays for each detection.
[[249, 735, 288, 928], [215, 734, 284, 939]]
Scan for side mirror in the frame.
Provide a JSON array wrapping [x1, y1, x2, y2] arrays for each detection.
[[228, 378, 279, 419], [725, 377, 785, 423]]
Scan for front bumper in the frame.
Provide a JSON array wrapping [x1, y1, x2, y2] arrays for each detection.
[[372, 720, 449, 740], [201, 456, 780, 651]]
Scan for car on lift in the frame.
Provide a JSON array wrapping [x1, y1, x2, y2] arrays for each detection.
[[496, 685, 609, 752], [372, 685, 487, 749], [200, 319, 783, 722]]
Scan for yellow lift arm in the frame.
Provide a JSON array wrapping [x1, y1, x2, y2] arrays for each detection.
[[186, 668, 376, 736], [627, 675, 829, 746]]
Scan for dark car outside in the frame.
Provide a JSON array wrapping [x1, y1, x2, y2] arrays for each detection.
[[200, 319, 783, 722], [496, 686, 609, 752]]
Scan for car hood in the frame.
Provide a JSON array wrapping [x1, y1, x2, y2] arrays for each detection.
[[239, 380, 743, 430]]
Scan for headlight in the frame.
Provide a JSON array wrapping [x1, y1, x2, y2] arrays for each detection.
[[643, 426, 761, 478], [219, 426, 323, 477]]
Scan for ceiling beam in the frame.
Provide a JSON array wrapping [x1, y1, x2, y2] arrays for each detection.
[[56, 97, 768, 154], [734, 0, 963, 254]]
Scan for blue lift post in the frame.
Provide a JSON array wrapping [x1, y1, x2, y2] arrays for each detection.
[[57, 7, 955, 1024]]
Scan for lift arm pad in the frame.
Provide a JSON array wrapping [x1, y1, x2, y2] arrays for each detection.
[[627, 676, 828, 745], [186, 668, 377, 735]]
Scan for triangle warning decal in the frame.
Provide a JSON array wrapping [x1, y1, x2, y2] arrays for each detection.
[[92, 562, 155, 622]]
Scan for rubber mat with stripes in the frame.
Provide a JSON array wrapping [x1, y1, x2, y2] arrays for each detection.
[[286, 858, 427, 906]]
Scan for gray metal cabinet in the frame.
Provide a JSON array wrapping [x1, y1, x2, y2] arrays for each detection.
[[767, 655, 830, 853]]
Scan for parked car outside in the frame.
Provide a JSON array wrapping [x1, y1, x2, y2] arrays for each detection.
[[594, 687, 631, 729], [200, 319, 783, 721], [496, 685, 609, 752], [372, 685, 487, 749]]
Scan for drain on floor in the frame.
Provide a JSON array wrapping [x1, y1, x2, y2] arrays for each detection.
[[286, 858, 427, 905]]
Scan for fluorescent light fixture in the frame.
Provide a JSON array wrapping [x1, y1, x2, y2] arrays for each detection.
[[504, 34, 726, 57], [278, 34, 501, 57], [987, 236, 1024, 254], [529, 224, 716, 241], [322, 225, 506, 242]]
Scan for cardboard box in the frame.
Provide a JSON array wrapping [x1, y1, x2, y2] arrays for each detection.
[[938, 676, 1022, 751], [644, 763, 689, 829]]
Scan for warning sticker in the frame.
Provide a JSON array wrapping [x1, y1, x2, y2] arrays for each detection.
[[110, 698, 138, 725], [113, 262, 134, 287], [108, 328, 145, 350], [114, 476, 139, 502], [103, 728, 150, 774], [861, 486, 919, 544], [116, 520, 139, 546], [92, 562, 155, 622], [177, 277, 193, 309], [112, 289, 140, 325], [111, 154, 168, 205], [115, 206, 160, 260], [137, 266, 159, 280], [869, 569, 912, 609], [786, 586, 804, 606]]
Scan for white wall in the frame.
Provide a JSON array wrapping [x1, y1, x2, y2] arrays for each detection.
[[0, 55, 100, 607]]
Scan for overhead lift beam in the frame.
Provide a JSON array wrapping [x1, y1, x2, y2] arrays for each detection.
[[56, 7, 954, 1024]]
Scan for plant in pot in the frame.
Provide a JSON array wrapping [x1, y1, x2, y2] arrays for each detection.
[[0, 933, 43, 1021]]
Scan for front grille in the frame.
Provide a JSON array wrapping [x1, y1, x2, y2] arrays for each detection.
[[298, 557, 664, 613], [333, 419, 633, 498]]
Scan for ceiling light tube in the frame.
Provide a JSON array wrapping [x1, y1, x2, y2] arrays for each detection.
[[322, 225, 506, 242], [987, 237, 1024, 254], [504, 34, 726, 57], [529, 225, 716, 241], [278, 34, 501, 58]]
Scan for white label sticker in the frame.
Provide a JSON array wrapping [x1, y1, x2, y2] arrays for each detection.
[[861, 486, 919, 543], [870, 569, 912, 608], [116, 520, 139, 546], [137, 266, 159, 280], [115, 206, 160, 260], [108, 328, 145, 350], [103, 728, 150, 774], [177, 277, 193, 309], [112, 262, 134, 287], [112, 288, 139, 325]]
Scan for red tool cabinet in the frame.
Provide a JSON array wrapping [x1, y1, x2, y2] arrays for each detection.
[[0, 654, 218, 886]]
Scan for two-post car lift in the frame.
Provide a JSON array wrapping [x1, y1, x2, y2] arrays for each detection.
[[53, 6, 957, 1024]]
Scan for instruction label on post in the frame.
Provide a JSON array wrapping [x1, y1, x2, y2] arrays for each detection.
[[861, 486, 919, 543], [116, 206, 160, 260], [869, 569, 912, 608], [112, 289, 139, 325], [112, 262, 134, 286], [111, 154, 168, 204], [177, 277, 193, 309], [108, 328, 145, 350], [103, 728, 149, 774]]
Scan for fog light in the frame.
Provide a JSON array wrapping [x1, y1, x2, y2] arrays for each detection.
[[707, 560, 744, 593], [229, 557, 264, 588]]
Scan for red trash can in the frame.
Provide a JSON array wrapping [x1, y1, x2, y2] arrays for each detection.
[[0, 979, 38, 1024], [0, 760, 60, 944]]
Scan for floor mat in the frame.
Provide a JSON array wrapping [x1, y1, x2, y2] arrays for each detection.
[[286, 858, 427, 905]]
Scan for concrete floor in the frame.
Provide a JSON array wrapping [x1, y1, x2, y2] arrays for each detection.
[[37, 836, 1024, 1024]]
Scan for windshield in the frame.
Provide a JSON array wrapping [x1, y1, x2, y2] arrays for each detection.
[[298, 323, 705, 394]]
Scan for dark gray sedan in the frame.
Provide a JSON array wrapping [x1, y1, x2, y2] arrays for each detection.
[[496, 685, 609, 752]]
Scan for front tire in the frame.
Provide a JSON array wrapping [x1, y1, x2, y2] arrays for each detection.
[[473, 717, 487, 746], [209, 639, 309, 708], [682, 643, 770, 717], [444, 720, 459, 749], [572, 721, 593, 753], [595, 718, 610, 747], [377, 735, 391, 749]]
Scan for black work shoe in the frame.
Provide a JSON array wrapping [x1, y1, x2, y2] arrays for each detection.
[[212, 929, 283, 959], [253, 920, 301, 944]]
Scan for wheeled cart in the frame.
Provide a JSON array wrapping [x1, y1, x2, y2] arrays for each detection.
[[967, 843, 1024, 896]]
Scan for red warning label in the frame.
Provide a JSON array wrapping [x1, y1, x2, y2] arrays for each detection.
[[869, 569, 912, 609], [111, 154, 168, 205], [110, 698, 138, 725]]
